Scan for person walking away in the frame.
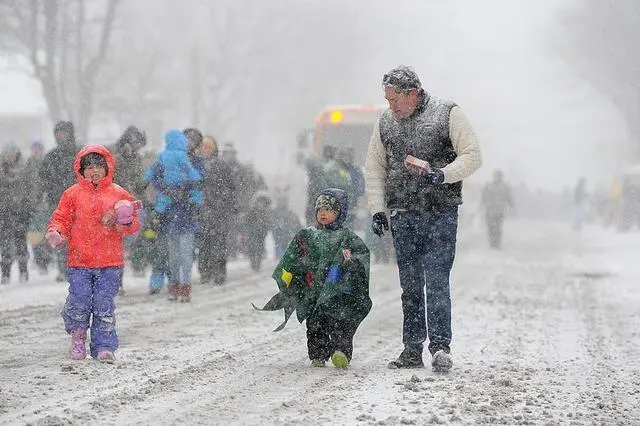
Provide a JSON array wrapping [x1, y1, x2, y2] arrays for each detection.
[[365, 65, 482, 372], [480, 169, 514, 249], [254, 188, 372, 368], [145, 130, 202, 302], [572, 177, 588, 231], [39, 121, 80, 282], [198, 136, 238, 285], [0, 143, 39, 284], [45, 145, 140, 363]]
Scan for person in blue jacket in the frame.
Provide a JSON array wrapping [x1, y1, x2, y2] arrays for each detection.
[[145, 130, 202, 302]]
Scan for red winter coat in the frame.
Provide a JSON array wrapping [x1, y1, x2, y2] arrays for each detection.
[[47, 144, 140, 268]]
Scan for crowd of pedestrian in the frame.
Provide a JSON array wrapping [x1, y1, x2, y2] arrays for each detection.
[[0, 122, 301, 293]]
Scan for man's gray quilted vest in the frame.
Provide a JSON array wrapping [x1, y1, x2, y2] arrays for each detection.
[[379, 93, 462, 211]]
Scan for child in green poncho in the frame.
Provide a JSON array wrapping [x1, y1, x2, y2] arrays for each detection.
[[254, 188, 372, 369]]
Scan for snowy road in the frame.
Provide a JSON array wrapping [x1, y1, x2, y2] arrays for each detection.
[[1, 220, 639, 425]]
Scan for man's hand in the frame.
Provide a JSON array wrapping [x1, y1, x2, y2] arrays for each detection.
[[371, 212, 389, 237], [424, 169, 445, 185]]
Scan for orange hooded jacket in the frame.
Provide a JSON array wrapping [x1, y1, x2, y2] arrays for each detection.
[[47, 144, 141, 268]]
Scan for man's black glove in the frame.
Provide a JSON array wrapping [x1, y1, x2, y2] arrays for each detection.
[[424, 169, 445, 185], [371, 212, 389, 237]]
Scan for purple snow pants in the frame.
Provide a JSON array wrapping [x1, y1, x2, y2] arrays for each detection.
[[62, 267, 122, 358]]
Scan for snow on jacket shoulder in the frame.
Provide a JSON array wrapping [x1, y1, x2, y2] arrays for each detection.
[[47, 144, 141, 268]]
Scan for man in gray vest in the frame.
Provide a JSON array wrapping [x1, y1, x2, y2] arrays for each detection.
[[365, 66, 482, 371]]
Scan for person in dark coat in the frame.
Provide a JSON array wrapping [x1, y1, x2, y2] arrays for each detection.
[[39, 120, 80, 282], [0, 143, 39, 284], [270, 193, 302, 259], [111, 126, 147, 200], [220, 143, 247, 259], [198, 135, 238, 285], [111, 126, 147, 286], [242, 190, 272, 272], [25, 140, 51, 274]]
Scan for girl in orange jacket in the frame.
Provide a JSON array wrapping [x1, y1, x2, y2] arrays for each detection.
[[46, 144, 140, 363]]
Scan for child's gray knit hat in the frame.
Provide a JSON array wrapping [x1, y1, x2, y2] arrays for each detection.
[[315, 193, 340, 214]]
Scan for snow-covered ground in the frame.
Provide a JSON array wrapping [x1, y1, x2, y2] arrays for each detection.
[[1, 219, 639, 425]]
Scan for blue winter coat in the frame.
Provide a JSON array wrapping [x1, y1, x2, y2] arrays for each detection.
[[156, 130, 201, 187], [145, 130, 202, 233]]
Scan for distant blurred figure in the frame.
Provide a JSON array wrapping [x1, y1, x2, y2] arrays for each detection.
[[303, 145, 335, 225], [336, 146, 365, 229], [39, 121, 80, 282], [220, 142, 246, 259], [270, 193, 302, 259], [111, 126, 147, 289], [319, 148, 351, 198], [481, 169, 514, 249], [199, 135, 237, 285], [25, 140, 50, 274], [111, 126, 147, 200], [242, 191, 272, 271], [480, 170, 514, 249], [0, 143, 39, 284], [572, 177, 588, 231]]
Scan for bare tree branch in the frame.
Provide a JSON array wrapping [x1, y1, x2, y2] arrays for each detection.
[[59, 0, 72, 119], [85, 0, 119, 77], [554, 0, 640, 150], [75, 0, 85, 91]]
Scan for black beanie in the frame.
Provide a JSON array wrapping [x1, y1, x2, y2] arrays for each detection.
[[79, 152, 108, 175]]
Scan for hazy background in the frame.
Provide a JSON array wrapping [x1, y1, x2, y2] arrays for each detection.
[[1, 0, 638, 191]]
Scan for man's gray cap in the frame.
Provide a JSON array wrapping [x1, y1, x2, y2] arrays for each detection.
[[382, 65, 422, 91]]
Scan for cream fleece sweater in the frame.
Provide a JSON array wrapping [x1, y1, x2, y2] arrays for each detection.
[[364, 106, 482, 214]]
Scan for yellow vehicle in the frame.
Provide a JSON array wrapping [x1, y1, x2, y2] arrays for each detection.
[[297, 105, 385, 167]]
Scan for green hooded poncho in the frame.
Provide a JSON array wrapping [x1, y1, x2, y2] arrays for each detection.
[[254, 189, 372, 331]]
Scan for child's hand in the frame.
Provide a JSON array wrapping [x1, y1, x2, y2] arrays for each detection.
[[45, 230, 64, 248], [342, 249, 352, 261], [102, 210, 117, 227]]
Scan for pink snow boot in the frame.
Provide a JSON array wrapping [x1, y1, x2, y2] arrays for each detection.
[[70, 329, 87, 360], [97, 350, 116, 364]]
